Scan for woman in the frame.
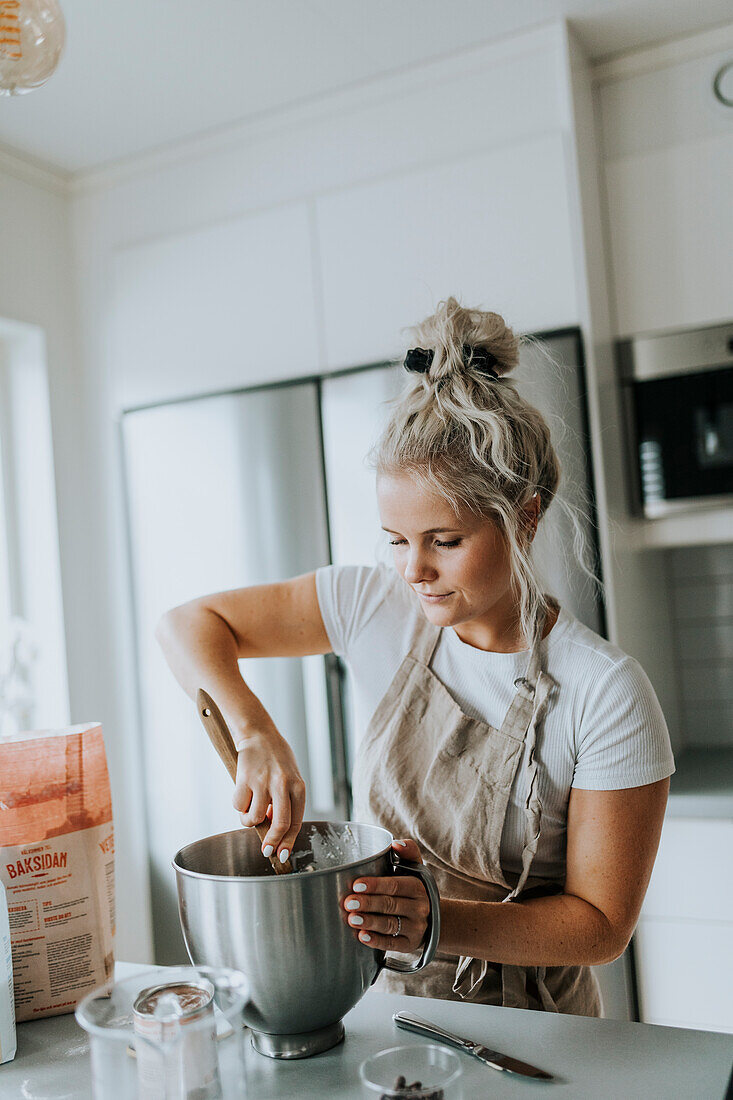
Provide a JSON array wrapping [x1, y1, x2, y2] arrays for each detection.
[[157, 298, 674, 1016]]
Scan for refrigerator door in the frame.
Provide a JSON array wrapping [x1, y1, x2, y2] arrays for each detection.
[[320, 364, 404, 775], [513, 331, 603, 636], [122, 383, 337, 963], [320, 364, 404, 569]]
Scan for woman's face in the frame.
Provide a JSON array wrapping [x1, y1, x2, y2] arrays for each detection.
[[377, 471, 519, 647]]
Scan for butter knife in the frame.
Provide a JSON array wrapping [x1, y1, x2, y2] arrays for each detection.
[[393, 1011, 553, 1080]]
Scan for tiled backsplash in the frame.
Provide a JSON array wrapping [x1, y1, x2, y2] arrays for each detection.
[[666, 544, 733, 749]]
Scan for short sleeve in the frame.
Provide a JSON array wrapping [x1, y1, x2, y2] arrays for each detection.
[[572, 656, 675, 790], [315, 564, 393, 659]]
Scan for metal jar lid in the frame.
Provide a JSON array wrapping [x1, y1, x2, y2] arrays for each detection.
[[133, 980, 214, 1022]]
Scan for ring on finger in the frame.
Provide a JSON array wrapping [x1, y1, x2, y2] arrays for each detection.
[[391, 915, 402, 938]]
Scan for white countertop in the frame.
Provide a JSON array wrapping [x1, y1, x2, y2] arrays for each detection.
[[3, 963, 732, 1098]]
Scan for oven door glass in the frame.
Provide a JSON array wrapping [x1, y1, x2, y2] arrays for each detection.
[[632, 366, 733, 511]]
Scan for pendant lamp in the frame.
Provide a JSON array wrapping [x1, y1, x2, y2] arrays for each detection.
[[0, 0, 65, 96]]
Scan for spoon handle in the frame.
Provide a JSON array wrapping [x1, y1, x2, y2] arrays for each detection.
[[196, 688, 292, 874]]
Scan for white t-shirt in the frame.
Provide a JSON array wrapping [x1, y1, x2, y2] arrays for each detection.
[[316, 563, 675, 882]]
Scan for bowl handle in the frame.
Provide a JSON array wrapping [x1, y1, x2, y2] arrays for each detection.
[[380, 853, 441, 974]]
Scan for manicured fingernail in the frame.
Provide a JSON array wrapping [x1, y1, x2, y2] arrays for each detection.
[[349, 915, 363, 926], [360, 933, 371, 942], [279, 849, 290, 863], [393, 840, 407, 847], [262, 845, 274, 858], [353, 882, 367, 893], [345, 899, 360, 911]]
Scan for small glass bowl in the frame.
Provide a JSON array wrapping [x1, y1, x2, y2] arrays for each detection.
[[359, 1043, 463, 1099]]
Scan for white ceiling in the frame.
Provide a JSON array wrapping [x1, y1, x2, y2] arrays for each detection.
[[0, 0, 731, 176]]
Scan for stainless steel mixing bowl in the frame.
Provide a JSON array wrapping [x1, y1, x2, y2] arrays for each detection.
[[173, 821, 440, 1059]]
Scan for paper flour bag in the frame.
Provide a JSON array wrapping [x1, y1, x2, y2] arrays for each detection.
[[0, 723, 115, 1021], [0, 880, 15, 1063]]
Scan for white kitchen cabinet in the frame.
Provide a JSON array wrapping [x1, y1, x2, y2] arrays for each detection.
[[604, 135, 733, 337], [315, 132, 578, 370], [597, 40, 733, 337], [110, 201, 321, 409], [635, 816, 733, 1033], [635, 920, 733, 1033], [641, 818, 733, 923]]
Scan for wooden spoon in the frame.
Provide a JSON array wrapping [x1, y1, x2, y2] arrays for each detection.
[[196, 688, 293, 875]]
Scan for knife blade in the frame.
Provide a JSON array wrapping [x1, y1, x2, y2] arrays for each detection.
[[393, 1011, 553, 1081]]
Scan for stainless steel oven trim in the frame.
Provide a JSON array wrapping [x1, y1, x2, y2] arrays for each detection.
[[618, 322, 733, 382], [643, 493, 733, 519]]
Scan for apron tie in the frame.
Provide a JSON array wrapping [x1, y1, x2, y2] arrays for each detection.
[[502, 670, 554, 903], [451, 663, 555, 1000], [452, 954, 491, 1000]]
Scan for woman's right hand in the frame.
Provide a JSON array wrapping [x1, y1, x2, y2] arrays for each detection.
[[156, 573, 328, 861], [233, 726, 306, 864]]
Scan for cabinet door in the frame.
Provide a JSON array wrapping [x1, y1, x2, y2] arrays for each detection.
[[635, 919, 733, 1033], [316, 133, 577, 369], [112, 202, 320, 408], [635, 816, 733, 1033], [641, 818, 733, 923]]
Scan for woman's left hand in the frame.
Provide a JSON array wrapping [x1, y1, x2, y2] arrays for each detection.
[[341, 839, 430, 953]]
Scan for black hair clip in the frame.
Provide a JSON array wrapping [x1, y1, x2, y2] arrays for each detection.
[[403, 344, 499, 379], [403, 347, 434, 373]]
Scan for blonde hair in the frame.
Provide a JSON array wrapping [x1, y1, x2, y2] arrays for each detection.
[[372, 297, 564, 650]]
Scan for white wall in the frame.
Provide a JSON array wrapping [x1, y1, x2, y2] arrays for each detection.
[[0, 164, 77, 694], [0, 155, 155, 959], [0, 319, 69, 731]]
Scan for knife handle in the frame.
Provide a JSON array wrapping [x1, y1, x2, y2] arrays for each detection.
[[393, 1012, 474, 1054], [394, 1011, 553, 1082]]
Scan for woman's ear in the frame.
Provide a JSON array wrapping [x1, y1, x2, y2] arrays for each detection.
[[524, 492, 541, 541]]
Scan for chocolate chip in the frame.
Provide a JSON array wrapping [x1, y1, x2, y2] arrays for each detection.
[[379, 1076, 444, 1100]]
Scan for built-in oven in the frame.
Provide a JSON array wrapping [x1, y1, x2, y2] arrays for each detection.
[[618, 322, 733, 518]]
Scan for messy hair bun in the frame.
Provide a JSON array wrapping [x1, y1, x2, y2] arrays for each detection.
[[372, 297, 562, 649], [410, 298, 520, 381]]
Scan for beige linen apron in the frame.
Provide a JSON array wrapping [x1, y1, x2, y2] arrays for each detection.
[[352, 580, 601, 1016]]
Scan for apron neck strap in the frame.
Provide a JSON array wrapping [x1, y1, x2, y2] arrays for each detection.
[[522, 602, 551, 688], [411, 613, 442, 667]]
